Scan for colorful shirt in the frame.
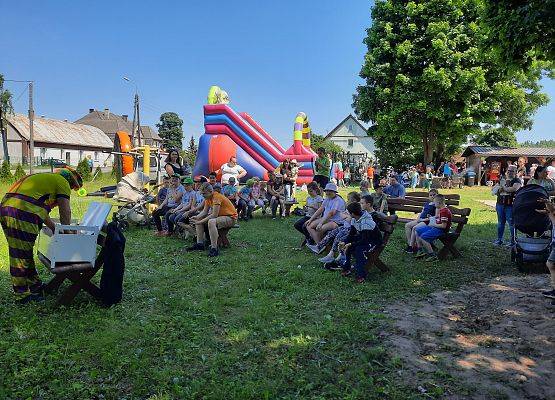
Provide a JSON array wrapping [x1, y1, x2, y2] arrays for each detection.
[[2, 173, 71, 220], [383, 183, 405, 198], [437, 207, 452, 232], [222, 184, 238, 198], [419, 202, 436, 220], [239, 186, 252, 200], [181, 188, 196, 206], [167, 185, 185, 207], [322, 195, 346, 223], [314, 156, 331, 177], [204, 192, 238, 219], [305, 195, 323, 217]]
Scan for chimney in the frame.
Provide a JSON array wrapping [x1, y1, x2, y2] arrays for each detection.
[[89, 108, 94, 113], [122, 114, 128, 121], [64, 119, 68, 122], [104, 108, 110, 118], [40, 115, 45, 118]]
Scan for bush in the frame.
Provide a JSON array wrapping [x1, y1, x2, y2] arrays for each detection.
[[0, 160, 13, 183], [76, 158, 92, 181], [13, 163, 26, 181]]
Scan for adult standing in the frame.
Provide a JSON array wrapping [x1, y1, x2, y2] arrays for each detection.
[[0, 168, 83, 303], [219, 156, 246, 186], [313, 147, 331, 189], [305, 183, 346, 243], [366, 164, 375, 189], [187, 183, 238, 257], [493, 165, 521, 246], [164, 149, 187, 177], [527, 165, 555, 196]]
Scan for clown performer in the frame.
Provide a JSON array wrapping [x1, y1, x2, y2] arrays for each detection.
[[0, 168, 83, 304]]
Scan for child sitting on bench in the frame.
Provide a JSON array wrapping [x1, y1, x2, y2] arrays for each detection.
[[404, 189, 438, 254], [237, 179, 255, 221], [414, 194, 452, 262], [222, 177, 239, 205], [339, 202, 383, 283]]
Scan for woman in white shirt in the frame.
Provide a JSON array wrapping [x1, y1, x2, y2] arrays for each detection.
[[219, 157, 246, 186]]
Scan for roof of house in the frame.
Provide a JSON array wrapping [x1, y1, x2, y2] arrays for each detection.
[[324, 114, 368, 139], [8, 113, 113, 149], [74, 109, 132, 136], [140, 125, 162, 142], [461, 145, 555, 158]]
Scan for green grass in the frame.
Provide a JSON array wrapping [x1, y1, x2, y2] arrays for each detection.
[[0, 177, 513, 399]]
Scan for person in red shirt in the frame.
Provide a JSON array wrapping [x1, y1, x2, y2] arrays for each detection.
[[413, 194, 452, 262]]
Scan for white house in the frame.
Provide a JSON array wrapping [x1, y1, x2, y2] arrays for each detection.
[[325, 115, 375, 160], [1, 113, 113, 167]]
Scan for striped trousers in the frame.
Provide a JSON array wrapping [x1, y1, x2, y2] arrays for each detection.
[[1, 196, 45, 298]]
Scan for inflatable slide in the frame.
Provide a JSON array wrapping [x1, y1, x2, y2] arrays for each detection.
[[193, 87, 316, 184]]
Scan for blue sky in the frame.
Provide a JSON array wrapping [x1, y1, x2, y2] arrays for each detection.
[[1, 0, 552, 147]]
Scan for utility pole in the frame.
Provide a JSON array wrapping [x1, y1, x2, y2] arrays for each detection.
[[135, 93, 142, 146], [0, 85, 6, 161], [28, 82, 34, 174]]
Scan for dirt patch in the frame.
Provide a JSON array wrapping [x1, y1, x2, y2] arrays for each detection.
[[382, 275, 555, 399]]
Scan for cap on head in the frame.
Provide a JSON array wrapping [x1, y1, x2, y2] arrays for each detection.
[[56, 167, 83, 189], [324, 182, 339, 193], [183, 177, 194, 185]]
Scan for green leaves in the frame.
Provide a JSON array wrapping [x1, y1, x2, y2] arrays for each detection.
[[156, 112, 184, 150], [354, 0, 549, 165]]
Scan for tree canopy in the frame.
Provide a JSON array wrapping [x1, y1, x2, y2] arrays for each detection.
[[311, 134, 343, 156], [483, 0, 555, 69], [353, 0, 549, 165], [156, 112, 184, 150]]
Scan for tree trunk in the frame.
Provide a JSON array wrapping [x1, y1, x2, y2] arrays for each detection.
[[423, 135, 434, 165]]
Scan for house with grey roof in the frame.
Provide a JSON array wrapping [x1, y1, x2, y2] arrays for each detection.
[[1, 113, 113, 166], [75, 108, 162, 147]]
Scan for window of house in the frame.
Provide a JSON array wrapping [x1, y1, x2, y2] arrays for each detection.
[[94, 151, 99, 161], [79, 150, 84, 161], [348, 139, 354, 147], [348, 124, 354, 132]]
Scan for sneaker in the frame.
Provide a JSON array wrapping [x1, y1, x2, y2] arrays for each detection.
[[492, 239, 504, 246], [504, 241, 515, 248], [154, 231, 163, 236], [16, 293, 45, 305], [405, 245, 415, 254], [208, 247, 220, 257], [414, 251, 427, 259], [306, 243, 324, 254], [341, 269, 352, 277], [318, 254, 335, 263], [425, 254, 439, 262], [186, 242, 206, 251], [160, 231, 171, 237], [356, 277, 366, 284], [324, 261, 338, 270], [542, 289, 555, 299]]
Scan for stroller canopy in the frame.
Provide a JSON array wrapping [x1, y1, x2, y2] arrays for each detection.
[[114, 172, 150, 203], [512, 184, 550, 235]]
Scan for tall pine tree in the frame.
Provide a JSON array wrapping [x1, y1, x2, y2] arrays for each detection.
[[185, 135, 198, 165]]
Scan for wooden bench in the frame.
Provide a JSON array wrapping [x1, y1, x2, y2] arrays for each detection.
[[363, 214, 398, 272], [403, 191, 460, 206], [387, 200, 471, 259]]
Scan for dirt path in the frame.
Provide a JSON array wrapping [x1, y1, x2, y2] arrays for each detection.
[[382, 275, 555, 399]]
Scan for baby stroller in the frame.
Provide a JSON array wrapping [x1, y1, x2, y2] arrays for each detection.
[[511, 184, 552, 272], [113, 172, 156, 230]]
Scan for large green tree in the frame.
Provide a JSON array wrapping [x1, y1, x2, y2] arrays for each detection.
[[483, 0, 555, 69], [353, 0, 548, 165], [156, 112, 183, 150], [0, 74, 14, 161]]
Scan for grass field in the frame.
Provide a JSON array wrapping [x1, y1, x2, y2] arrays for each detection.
[[0, 175, 517, 399]]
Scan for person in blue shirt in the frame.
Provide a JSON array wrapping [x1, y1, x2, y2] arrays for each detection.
[[383, 177, 406, 199], [404, 189, 438, 253], [237, 179, 255, 221]]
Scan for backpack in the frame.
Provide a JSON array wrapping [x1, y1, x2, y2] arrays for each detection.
[[100, 222, 126, 306]]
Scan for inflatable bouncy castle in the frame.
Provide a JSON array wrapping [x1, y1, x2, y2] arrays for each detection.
[[193, 86, 316, 184]]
